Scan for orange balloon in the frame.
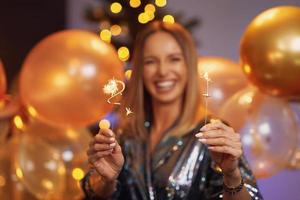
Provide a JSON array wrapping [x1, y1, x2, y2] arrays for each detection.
[[20, 30, 124, 128], [198, 57, 248, 115], [239, 91, 298, 178], [240, 6, 300, 97], [23, 120, 92, 199], [0, 60, 7, 100], [219, 86, 259, 131], [13, 134, 66, 199], [0, 119, 10, 144], [0, 140, 37, 200]]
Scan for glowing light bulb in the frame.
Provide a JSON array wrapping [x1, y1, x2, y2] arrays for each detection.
[[110, 2, 122, 14], [100, 29, 111, 43], [125, 70, 132, 80], [145, 4, 156, 13], [118, 46, 130, 61], [72, 168, 84, 181], [138, 12, 149, 24], [163, 15, 175, 24], [110, 25, 122, 36], [155, 0, 167, 7], [129, 0, 141, 8]]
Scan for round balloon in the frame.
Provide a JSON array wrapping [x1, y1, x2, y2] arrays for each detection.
[[0, 119, 10, 144], [0, 139, 38, 200], [20, 30, 124, 128], [13, 134, 66, 199], [198, 56, 248, 115], [288, 102, 300, 169], [0, 60, 6, 100], [219, 86, 259, 131], [240, 94, 298, 178], [24, 120, 91, 199], [240, 6, 300, 97]]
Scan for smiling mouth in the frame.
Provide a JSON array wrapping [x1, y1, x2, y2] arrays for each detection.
[[155, 80, 176, 92]]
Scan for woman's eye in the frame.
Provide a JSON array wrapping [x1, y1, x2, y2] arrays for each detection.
[[144, 60, 155, 65], [170, 57, 181, 62]]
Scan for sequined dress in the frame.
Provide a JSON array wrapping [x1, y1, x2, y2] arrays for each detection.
[[82, 121, 263, 200]]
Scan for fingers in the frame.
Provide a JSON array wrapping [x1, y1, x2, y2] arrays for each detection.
[[196, 129, 240, 142], [200, 120, 234, 133], [196, 122, 242, 159], [88, 149, 114, 163], [87, 129, 119, 164], [208, 146, 242, 158], [198, 137, 241, 149]]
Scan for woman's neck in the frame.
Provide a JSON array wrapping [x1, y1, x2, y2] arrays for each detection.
[[151, 98, 182, 135]]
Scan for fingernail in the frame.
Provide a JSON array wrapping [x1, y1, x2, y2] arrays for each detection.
[[109, 143, 116, 147], [200, 126, 206, 131], [199, 138, 206, 143], [108, 131, 113, 136], [109, 137, 115, 142], [195, 132, 203, 137]]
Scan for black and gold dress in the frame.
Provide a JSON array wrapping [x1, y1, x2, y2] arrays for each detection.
[[82, 121, 263, 200]]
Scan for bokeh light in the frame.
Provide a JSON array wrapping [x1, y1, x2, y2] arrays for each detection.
[[110, 25, 122, 36], [145, 4, 156, 13], [99, 29, 112, 43], [163, 14, 175, 23], [125, 70, 132, 80], [118, 46, 130, 61], [13, 115, 24, 130], [129, 0, 141, 8], [110, 2, 122, 14], [155, 0, 167, 7], [138, 12, 149, 24]]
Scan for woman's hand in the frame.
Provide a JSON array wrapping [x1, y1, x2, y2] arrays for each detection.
[[87, 128, 124, 182], [196, 120, 242, 176]]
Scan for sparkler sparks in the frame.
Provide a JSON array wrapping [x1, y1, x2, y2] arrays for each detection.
[[103, 78, 125, 105], [125, 107, 133, 116]]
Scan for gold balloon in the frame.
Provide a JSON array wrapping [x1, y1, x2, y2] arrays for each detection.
[[0, 119, 10, 144], [23, 120, 92, 199], [219, 87, 258, 131], [0, 142, 14, 199], [240, 6, 300, 97], [13, 134, 66, 199], [0, 140, 37, 200], [198, 57, 248, 115], [288, 102, 300, 169], [0, 60, 6, 100], [239, 92, 298, 178], [20, 30, 124, 128]]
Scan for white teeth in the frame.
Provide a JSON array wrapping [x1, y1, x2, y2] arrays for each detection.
[[156, 81, 175, 88]]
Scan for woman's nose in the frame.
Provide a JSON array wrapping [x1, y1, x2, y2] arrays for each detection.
[[157, 62, 169, 76]]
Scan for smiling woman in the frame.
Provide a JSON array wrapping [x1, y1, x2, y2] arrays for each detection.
[[82, 21, 264, 200], [143, 31, 187, 107]]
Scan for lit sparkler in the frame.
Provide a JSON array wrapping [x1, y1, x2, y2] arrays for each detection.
[[103, 78, 125, 105], [202, 72, 211, 125]]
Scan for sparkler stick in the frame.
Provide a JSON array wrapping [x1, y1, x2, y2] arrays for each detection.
[[202, 72, 211, 125]]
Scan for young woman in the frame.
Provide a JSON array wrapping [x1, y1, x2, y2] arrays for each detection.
[[82, 21, 263, 200]]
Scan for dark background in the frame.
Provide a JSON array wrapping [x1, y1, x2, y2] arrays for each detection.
[[0, 0, 66, 85]]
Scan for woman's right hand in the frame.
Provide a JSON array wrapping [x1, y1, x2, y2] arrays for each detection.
[[87, 128, 124, 182]]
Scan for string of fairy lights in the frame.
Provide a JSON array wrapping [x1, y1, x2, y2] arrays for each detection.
[[99, 0, 175, 63]]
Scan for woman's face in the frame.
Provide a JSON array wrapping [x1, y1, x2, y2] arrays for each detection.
[[143, 31, 187, 105]]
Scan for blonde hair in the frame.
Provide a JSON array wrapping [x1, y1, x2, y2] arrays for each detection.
[[117, 21, 201, 138]]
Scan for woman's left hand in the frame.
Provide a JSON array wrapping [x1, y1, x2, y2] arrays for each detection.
[[195, 119, 242, 176]]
